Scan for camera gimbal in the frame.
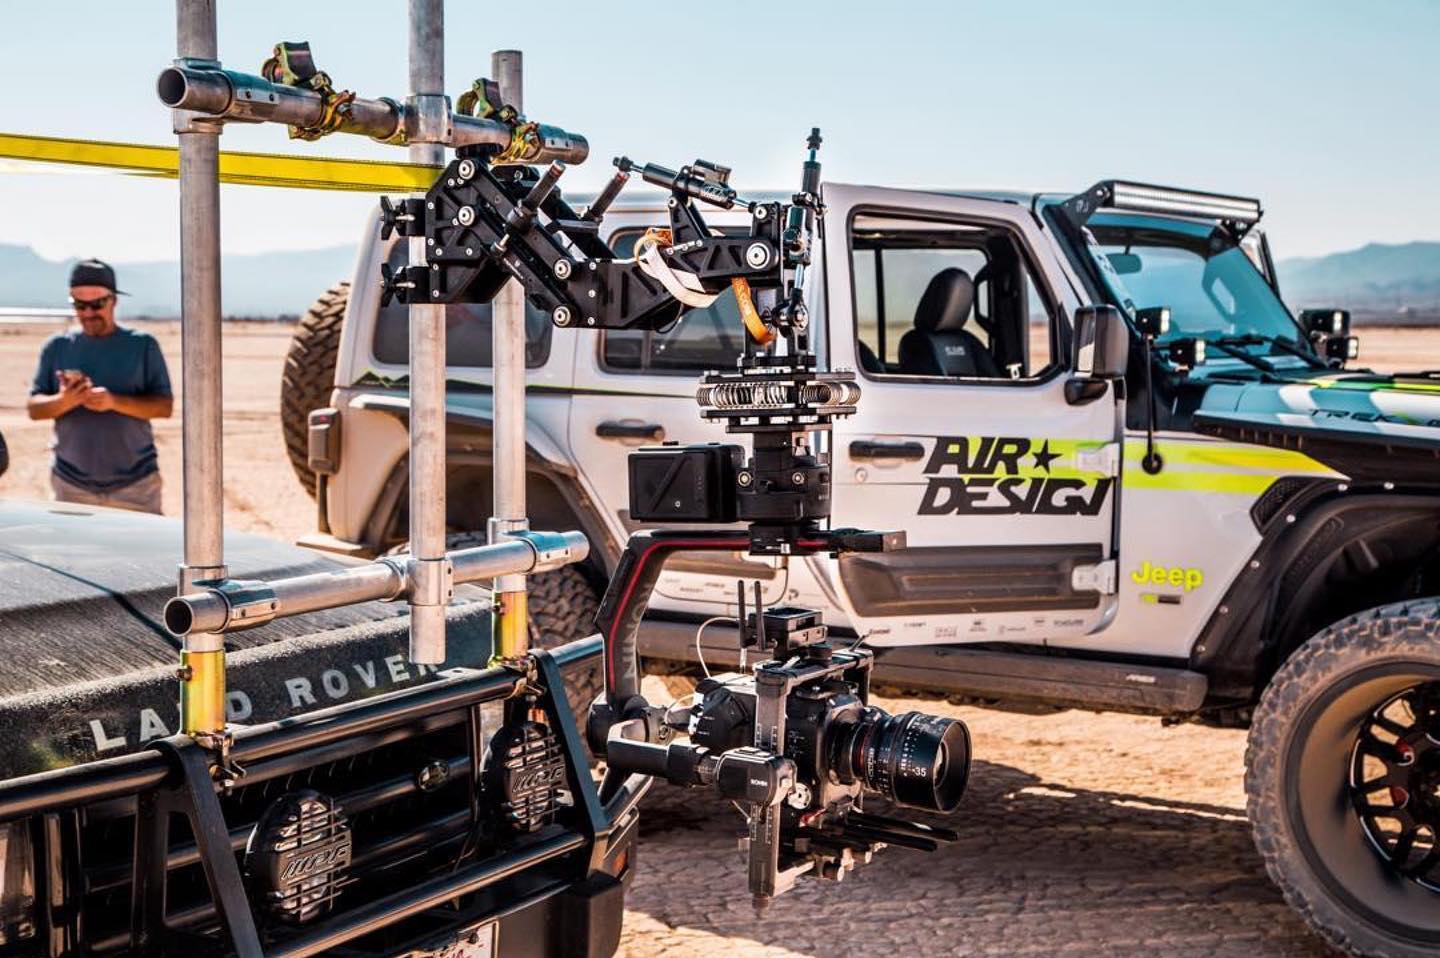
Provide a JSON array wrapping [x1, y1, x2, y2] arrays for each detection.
[[384, 128, 970, 910]]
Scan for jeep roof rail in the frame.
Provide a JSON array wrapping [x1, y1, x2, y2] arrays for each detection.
[[1060, 179, 1263, 234]]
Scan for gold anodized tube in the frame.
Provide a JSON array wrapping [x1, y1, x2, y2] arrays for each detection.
[[180, 649, 227, 736], [491, 590, 530, 664]]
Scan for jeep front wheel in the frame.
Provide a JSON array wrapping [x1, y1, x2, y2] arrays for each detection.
[[1246, 599, 1440, 956]]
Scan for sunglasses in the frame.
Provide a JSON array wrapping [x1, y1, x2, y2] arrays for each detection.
[[69, 294, 115, 312]]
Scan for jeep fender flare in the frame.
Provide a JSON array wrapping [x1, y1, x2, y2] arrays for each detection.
[[351, 397, 620, 571], [1188, 484, 1440, 710]]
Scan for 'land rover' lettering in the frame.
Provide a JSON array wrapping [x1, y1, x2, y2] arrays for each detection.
[[86, 655, 440, 755], [919, 436, 1112, 517]]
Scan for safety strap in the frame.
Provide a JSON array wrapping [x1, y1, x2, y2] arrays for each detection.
[[0, 132, 440, 193], [633, 229, 718, 308]]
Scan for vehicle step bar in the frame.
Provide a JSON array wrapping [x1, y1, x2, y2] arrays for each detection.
[[639, 619, 1208, 715]]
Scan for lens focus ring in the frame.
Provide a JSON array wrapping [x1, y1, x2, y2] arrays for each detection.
[[831, 708, 971, 812]]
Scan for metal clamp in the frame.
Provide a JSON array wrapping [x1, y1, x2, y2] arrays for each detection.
[[408, 555, 455, 607], [169, 57, 225, 135], [506, 529, 587, 574], [405, 93, 453, 145], [259, 41, 356, 141]]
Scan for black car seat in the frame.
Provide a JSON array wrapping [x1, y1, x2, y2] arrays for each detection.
[[856, 339, 884, 373], [897, 268, 1001, 378]]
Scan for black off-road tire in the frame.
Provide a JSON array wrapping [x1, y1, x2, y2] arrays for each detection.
[[282, 281, 349, 496], [1246, 599, 1440, 957], [526, 562, 605, 739]]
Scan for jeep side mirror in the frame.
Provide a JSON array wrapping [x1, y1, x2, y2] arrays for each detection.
[[1072, 305, 1130, 379], [1067, 305, 1130, 405]]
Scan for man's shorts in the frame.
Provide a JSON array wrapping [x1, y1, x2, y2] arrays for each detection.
[[51, 471, 163, 515]]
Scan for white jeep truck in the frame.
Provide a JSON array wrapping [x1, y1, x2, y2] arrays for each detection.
[[286, 179, 1440, 957]]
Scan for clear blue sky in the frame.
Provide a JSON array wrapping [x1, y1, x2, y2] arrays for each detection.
[[1, 0, 1436, 263]]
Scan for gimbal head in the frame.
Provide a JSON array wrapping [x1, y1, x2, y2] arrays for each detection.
[[380, 128, 969, 910]]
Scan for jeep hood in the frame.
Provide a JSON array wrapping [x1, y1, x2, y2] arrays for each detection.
[[1193, 372, 1440, 481]]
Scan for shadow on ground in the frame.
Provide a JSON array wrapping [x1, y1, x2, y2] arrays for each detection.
[[620, 759, 1336, 958]]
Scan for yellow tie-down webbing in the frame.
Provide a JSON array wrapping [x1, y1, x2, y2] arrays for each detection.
[[0, 132, 440, 192]]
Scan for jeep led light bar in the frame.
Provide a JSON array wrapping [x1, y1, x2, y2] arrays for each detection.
[[1105, 181, 1262, 224]]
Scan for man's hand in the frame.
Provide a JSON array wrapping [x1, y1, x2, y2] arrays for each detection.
[[29, 375, 92, 420], [81, 386, 117, 412]]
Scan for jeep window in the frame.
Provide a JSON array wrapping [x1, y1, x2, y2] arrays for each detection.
[[372, 242, 552, 368], [601, 230, 746, 373], [851, 213, 1055, 380], [1088, 214, 1307, 353]]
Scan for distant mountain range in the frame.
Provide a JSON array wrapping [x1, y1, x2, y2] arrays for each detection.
[[0, 243, 356, 318], [1279, 242, 1440, 318], [1, 239, 1436, 320]]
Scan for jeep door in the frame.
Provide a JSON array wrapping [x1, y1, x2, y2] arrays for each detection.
[[566, 214, 786, 613], [822, 185, 1122, 648]]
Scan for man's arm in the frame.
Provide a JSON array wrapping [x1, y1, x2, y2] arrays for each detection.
[[80, 388, 173, 420]]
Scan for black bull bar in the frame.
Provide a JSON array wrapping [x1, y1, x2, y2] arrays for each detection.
[[0, 637, 648, 958]]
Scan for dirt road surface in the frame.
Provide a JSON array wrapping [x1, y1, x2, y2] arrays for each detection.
[[3, 320, 1438, 957]]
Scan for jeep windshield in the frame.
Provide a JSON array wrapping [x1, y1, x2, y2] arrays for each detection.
[[1085, 213, 1320, 369]]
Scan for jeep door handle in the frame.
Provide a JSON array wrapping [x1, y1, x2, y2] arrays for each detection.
[[849, 440, 927, 461], [596, 420, 666, 442]]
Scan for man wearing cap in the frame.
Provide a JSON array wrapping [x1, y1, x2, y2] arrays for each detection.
[[27, 259, 173, 514]]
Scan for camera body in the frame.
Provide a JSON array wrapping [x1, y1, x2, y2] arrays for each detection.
[[692, 659, 870, 818]]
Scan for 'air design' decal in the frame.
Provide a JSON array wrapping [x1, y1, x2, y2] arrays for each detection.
[[919, 436, 1113, 517]]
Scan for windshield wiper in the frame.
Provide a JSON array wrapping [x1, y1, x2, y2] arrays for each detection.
[[1206, 336, 1276, 373], [1210, 333, 1326, 371]]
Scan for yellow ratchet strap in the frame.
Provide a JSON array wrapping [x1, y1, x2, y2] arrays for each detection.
[[0, 132, 440, 193]]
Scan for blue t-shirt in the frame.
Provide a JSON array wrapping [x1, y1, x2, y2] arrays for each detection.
[[30, 326, 173, 491]]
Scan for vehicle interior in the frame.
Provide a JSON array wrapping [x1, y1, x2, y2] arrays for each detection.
[[851, 214, 1055, 380]]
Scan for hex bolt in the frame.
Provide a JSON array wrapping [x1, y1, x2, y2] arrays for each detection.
[[457, 206, 476, 227], [465, 247, 474, 256], [737, 471, 753, 487]]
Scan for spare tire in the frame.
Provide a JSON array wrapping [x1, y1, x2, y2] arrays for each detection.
[[282, 281, 349, 496]]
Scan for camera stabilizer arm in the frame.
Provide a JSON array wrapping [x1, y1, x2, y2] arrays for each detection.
[[382, 130, 970, 911], [379, 143, 802, 332]]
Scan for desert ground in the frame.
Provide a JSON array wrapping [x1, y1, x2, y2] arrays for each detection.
[[2, 320, 1438, 957]]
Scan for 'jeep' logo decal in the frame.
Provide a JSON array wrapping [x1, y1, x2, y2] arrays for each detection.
[[919, 436, 1113, 517]]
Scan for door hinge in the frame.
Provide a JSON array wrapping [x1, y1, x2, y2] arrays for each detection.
[[1072, 558, 1117, 595], [1075, 441, 1121, 476]]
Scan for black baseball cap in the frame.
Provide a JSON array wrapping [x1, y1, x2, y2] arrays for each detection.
[[68, 259, 127, 295]]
